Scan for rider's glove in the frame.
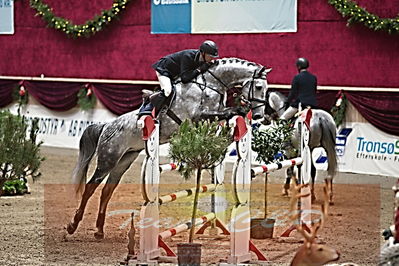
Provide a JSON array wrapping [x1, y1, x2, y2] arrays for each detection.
[[198, 62, 211, 73]]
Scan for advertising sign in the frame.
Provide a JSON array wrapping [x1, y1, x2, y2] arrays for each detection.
[[337, 122, 399, 177], [151, 0, 297, 34], [0, 0, 14, 34], [7, 104, 116, 149]]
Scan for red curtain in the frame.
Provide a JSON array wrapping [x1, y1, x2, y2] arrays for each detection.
[[345, 91, 399, 136], [92, 83, 151, 115], [1, 80, 399, 136], [0, 80, 156, 115]]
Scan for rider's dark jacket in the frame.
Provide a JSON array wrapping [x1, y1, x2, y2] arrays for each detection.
[[152, 49, 204, 84], [287, 70, 318, 109]]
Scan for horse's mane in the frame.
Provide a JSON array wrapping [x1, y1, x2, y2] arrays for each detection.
[[213, 57, 261, 68]]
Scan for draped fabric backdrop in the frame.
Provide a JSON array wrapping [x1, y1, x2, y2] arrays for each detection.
[[345, 92, 399, 136], [0, 80, 154, 115], [0, 0, 398, 135]]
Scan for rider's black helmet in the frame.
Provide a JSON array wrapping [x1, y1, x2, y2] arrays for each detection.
[[199, 40, 219, 58], [296, 57, 309, 70]]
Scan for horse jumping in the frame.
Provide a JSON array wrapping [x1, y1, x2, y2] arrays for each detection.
[[66, 58, 271, 239]]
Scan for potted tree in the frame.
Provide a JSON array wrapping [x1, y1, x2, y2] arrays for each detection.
[[169, 119, 230, 266], [250, 120, 294, 238]]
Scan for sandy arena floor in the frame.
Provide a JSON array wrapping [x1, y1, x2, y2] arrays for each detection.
[[0, 146, 396, 265]]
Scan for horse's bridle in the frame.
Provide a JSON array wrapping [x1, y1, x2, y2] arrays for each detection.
[[195, 66, 268, 111]]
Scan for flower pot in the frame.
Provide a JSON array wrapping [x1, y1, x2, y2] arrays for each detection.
[[177, 242, 202, 266], [250, 218, 275, 239]]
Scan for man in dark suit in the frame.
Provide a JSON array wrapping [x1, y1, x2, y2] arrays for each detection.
[[281, 57, 317, 120]]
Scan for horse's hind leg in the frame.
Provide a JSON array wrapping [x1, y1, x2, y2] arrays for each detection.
[[325, 177, 334, 205], [67, 167, 111, 235], [282, 166, 295, 196], [94, 151, 138, 240], [310, 162, 317, 202]]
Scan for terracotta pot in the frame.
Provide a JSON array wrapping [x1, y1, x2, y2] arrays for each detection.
[[250, 218, 275, 239], [177, 242, 202, 266]]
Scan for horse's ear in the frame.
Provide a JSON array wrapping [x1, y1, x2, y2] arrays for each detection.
[[266, 68, 272, 73], [255, 67, 266, 79]]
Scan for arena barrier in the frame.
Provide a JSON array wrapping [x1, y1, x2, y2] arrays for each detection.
[[131, 115, 235, 263], [130, 111, 312, 264]]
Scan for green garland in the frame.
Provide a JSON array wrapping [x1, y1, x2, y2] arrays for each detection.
[[12, 84, 29, 107], [328, 0, 399, 34], [77, 85, 96, 110], [330, 93, 347, 127], [29, 0, 130, 38]]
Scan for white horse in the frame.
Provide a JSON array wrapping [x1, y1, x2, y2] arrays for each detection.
[[262, 91, 337, 204], [66, 58, 271, 239]]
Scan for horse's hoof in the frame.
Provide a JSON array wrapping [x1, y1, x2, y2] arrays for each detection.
[[66, 222, 76, 235], [311, 195, 316, 202], [329, 201, 335, 206], [281, 189, 289, 196], [94, 231, 104, 240]]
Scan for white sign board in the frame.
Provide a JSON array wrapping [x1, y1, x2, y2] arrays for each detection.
[[7, 104, 116, 149], [192, 0, 297, 33], [337, 122, 399, 177], [0, 0, 14, 34]]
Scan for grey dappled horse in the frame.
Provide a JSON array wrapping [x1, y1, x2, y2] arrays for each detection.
[[263, 91, 337, 204], [66, 58, 271, 239]]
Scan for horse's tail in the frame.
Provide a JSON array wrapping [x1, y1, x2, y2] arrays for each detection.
[[72, 123, 105, 197], [320, 117, 337, 178]]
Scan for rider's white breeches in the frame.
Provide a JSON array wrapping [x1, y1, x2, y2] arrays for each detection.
[[156, 71, 172, 97], [280, 106, 298, 120]]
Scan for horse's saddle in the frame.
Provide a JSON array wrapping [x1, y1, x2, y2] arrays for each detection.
[[139, 87, 179, 122]]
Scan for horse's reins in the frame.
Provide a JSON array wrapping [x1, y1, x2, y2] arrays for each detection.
[[198, 66, 268, 111], [165, 65, 267, 125]]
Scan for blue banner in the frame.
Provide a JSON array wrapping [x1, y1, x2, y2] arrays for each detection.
[[151, 0, 191, 34]]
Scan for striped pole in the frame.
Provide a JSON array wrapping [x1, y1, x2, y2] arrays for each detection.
[[159, 163, 178, 173], [251, 157, 303, 177], [159, 213, 216, 240], [159, 184, 217, 205]]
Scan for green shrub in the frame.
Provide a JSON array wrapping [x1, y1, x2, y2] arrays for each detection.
[[0, 110, 44, 196], [252, 120, 295, 164]]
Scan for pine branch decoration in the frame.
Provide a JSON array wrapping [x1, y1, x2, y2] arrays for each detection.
[[77, 85, 96, 111], [29, 0, 130, 38], [330, 93, 347, 127], [328, 0, 399, 34]]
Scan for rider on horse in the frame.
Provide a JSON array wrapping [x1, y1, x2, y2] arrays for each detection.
[[280, 57, 318, 120], [139, 40, 219, 116]]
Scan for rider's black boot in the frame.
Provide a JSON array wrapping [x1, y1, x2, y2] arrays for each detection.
[[138, 92, 168, 117]]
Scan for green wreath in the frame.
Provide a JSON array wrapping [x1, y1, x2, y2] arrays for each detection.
[[29, 0, 130, 38], [328, 0, 399, 34], [12, 84, 29, 106], [330, 92, 347, 127], [77, 85, 96, 110]]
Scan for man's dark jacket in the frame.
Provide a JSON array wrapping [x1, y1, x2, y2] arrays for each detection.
[[287, 70, 318, 108], [152, 49, 204, 83]]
